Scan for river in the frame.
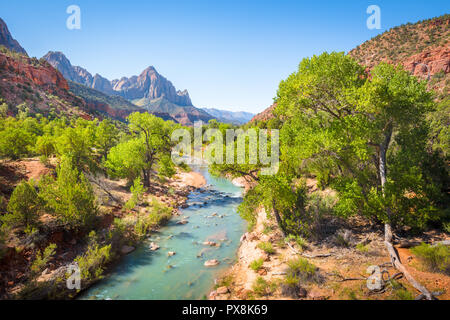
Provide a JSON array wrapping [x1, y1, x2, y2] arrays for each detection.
[[79, 164, 246, 300]]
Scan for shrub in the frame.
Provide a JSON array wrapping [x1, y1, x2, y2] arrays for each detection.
[[249, 258, 264, 271], [133, 198, 172, 239], [262, 223, 273, 235], [286, 257, 320, 283], [4, 180, 40, 228], [214, 275, 234, 289], [356, 243, 369, 253], [30, 243, 57, 276], [74, 231, 112, 281], [39, 157, 98, 230], [125, 177, 145, 211], [391, 289, 415, 300], [257, 242, 274, 254], [286, 234, 308, 251], [411, 243, 450, 274], [252, 277, 276, 296]]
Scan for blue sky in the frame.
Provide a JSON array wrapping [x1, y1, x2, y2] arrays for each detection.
[[0, 0, 448, 113]]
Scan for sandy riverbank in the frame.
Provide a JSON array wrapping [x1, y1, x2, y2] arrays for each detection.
[[209, 199, 450, 301]]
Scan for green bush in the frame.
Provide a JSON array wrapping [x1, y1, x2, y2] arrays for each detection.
[[257, 242, 274, 254], [125, 177, 145, 211], [39, 157, 98, 230], [286, 234, 308, 251], [4, 180, 40, 228], [30, 243, 57, 276], [133, 198, 172, 239], [74, 231, 112, 281], [286, 257, 319, 283], [411, 243, 450, 274], [252, 277, 276, 296], [249, 258, 264, 271], [356, 243, 369, 253]]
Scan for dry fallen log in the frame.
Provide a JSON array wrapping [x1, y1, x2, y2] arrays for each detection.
[[384, 224, 435, 300]]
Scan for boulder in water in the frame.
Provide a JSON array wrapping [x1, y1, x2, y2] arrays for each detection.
[[121, 245, 135, 255], [177, 220, 189, 225], [150, 242, 160, 251], [204, 259, 220, 267]]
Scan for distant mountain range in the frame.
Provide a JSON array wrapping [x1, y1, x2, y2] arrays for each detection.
[[201, 108, 254, 125], [42, 51, 210, 125], [0, 17, 254, 126]]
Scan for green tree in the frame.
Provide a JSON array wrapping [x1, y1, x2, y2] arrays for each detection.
[[105, 112, 174, 187], [39, 156, 98, 230], [55, 120, 96, 173], [4, 180, 40, 228], [276, 52, 439, 299], [95, 119, 119, 161], [0, 118, 36, 159], [105, 138, 146, 184]]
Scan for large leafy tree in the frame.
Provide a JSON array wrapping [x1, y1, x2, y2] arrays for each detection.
[[95, 119, 119, 161], [276, 52, 440, 299], [105, 113, 175, 187]]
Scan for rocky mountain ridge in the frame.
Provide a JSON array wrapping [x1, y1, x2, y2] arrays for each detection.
[[42, 51, 193, 106], [0, 18, 27, 55]]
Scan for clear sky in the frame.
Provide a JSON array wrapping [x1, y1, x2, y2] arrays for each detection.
[[0, 0, 448, 113]]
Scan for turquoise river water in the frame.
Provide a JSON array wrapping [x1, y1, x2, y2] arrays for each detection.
[[79, 164, 246, 300]]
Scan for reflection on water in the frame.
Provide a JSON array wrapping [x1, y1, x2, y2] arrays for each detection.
[[79, 165, 246, 300]]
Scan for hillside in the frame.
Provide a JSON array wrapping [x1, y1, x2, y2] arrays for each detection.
[[68, 81, 147, 121], [0, 47, 95, 119], [349, 14, 449, 97], [133, 96, 213, 125], [253, 14, 450, 123]]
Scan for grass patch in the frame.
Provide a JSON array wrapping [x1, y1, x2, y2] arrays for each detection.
[[411, 243, 450, 274], [262, 223, 274, 235], [252, 277, 277, 297], [257, 242, 275, 254], [356, 243, 369, 253], [214, 275, 234, 289], [391, 289, 415, 300], [286, 257, 320, 283], [249, 258, 264, 271], [286, 234, 308, 251]]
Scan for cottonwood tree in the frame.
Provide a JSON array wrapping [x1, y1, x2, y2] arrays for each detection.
[[276, 52, 439, 299], [105, 113, 175, 187]]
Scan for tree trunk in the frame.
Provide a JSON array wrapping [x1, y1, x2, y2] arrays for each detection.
[[142, 169, 150, 188], [272, 201, 286, 237], [379, 125, 434, 300]]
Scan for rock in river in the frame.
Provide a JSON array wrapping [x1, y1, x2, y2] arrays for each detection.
[[150, 242, 160, 251], [204, 259, 220, 267], [121, 245, 135, 255]]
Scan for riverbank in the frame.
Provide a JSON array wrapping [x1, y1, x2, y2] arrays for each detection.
[[210, 180, 450, 300], [0, 159, 207, 299], [79, 164, 247, 300]]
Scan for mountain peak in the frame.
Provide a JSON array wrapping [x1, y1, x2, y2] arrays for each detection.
[[0, 17, 27, 55]]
